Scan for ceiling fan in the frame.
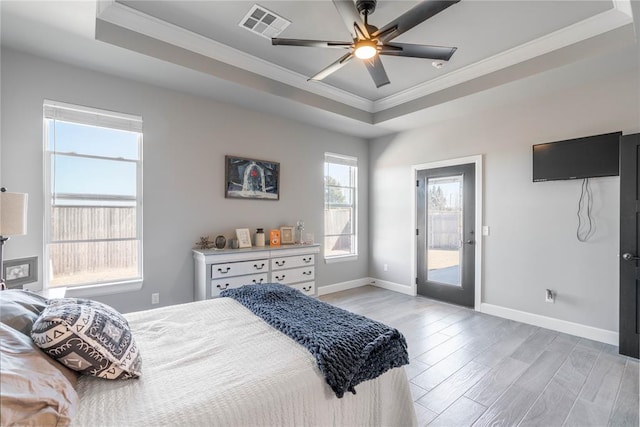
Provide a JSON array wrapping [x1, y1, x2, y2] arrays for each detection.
[[272, 0, 460, 88]]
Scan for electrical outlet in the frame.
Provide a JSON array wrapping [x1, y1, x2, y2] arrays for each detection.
[[545, 289, 554, 303], [152, 293, 159, 304], [383, 264, 388, 272]]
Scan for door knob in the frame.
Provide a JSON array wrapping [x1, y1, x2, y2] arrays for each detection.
[[466, 240, 475, 245], [622, 253, 640, 261]]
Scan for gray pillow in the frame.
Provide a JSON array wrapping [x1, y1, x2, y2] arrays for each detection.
[[31, 298, 142, 379], [0, 323, 78, 427], [0, 289, 49, 334]]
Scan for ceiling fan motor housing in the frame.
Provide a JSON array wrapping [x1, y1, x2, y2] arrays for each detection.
[[356, 0, 377, 17]]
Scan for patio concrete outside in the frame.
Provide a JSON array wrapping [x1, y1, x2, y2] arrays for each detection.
[[427, 249, 461, 286]]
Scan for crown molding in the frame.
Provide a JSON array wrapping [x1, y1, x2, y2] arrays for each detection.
[[97, 1, 633, 116], [373, 5, 634, 112], [612, 0, 634, 18], [96, 0, 374, 112]]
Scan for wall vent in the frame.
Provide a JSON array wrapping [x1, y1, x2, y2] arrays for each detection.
[[239, 4, 290, 39]]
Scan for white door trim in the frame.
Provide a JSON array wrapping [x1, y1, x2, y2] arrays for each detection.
[[411, 155, 484, 310]]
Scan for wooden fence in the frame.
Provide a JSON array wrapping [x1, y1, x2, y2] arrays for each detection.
[[49, 206, 138, 285], [428, 211, 462, 249], [324, 208, 352, 255]]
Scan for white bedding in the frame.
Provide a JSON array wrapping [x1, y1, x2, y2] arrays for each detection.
[[72, 298, 416, 426]]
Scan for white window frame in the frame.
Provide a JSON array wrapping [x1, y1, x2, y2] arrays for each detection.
[[324, 152, 358, 262], [43, 100, 143, 296]]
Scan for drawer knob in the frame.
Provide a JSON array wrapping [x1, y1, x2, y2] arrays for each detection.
[[252, 278, 264, 284], [303, 271, 312, 276], [303, 286, 312, 292], [275, 260, 286, 267], [254, 263, 265, 270], [217, 267, 231, 274], [275, 275, 285, 281], [303, 257, 312, 263], [216, 284, 229, 290]]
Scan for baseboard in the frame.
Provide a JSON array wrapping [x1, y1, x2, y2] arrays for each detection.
[[480, 303, 618, 346], [371, 278, 416, 296], [318, 277, 417, 297], [317, 278, 370, 296]]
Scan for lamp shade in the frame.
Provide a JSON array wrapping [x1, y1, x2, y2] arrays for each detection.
[[0, 192, 28, 236]]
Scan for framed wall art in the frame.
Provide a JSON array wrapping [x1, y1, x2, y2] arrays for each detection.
[[3, 256, 38, 289], [280, 226, 295, 244], [225, 156, 280, 200]]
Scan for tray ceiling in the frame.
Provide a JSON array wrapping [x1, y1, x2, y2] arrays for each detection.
[[1, 1, 637, 137], [117, 0, 612, 101]]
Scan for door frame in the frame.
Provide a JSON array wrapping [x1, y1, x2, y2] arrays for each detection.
[[411, 155, 484, 310]]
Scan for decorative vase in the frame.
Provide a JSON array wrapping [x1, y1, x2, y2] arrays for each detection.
[[214, 235, 226, 249], [255, 228, 265, 247]]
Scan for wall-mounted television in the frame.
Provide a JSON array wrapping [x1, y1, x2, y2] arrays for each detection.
[[532, 131, 621, 182]]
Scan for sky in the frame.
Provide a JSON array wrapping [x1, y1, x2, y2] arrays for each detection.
[[48, 120, 139, 203]]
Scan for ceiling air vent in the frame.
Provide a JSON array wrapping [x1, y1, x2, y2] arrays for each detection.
[[239, 4, 290, 39]]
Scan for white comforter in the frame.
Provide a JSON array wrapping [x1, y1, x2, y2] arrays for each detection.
[[72, 298, 416, 426]]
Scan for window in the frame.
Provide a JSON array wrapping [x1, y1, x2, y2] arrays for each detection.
[[43, 101, 143, 291], [324, 153, 357, 260]]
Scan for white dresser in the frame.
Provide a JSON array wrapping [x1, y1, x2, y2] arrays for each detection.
[[193, 244, 320, 301]]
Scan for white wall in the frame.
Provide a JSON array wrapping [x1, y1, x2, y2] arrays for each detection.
[[369, 64, 639, 334], [0, 48, 369, 313]]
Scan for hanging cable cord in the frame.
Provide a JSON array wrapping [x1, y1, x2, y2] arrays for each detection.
[[576, 178, 595, 242]]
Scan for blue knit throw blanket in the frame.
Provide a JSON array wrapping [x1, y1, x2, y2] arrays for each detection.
[[221, 284, 409, 398]]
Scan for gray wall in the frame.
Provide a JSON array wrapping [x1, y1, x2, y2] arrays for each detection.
[[369, 65, 639, 333], [3, 45, 638, 335], [0, 48, 369, 312]]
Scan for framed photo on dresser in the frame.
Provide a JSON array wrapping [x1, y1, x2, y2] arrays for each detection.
[[235, 228, 252, 248], [280, 227, 294, 244]]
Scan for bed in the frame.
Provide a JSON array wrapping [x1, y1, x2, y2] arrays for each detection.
[[0, 287, 416, 426]]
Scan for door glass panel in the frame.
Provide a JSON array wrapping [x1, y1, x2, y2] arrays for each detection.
[[427, 175, 463, 286]]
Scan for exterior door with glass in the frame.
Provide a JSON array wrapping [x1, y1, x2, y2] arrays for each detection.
[[417, 163, 475, 307]]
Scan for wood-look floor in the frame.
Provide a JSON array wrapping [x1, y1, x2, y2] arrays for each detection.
[[320, 286, 639, 427]]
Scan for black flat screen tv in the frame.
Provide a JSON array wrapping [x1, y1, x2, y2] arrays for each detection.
[[532, 131, 621, 182]]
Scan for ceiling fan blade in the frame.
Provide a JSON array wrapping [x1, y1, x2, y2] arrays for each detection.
[[309, 52, 354, 81], [332, 0, 369, 39], [380, 43, 457, 60], [363, 56, 390, 88], [372, 0, 460, 43], [272, 38, 353, 49]]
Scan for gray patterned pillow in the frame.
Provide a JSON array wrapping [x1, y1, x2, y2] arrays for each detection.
[[31, 298, 142, 379]]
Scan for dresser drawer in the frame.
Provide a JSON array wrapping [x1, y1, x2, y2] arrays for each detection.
[[211, 273, 268, 297], [290, 282, 315, 297], [211, 259, 268, 279], [272, 267, 314, 285], [271, 254, 315, 271]]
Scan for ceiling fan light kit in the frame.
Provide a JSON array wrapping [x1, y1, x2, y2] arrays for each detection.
[[271, 0, 460, 88], [354, 40, 378, 59]]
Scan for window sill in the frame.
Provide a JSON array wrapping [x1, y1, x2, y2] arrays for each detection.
[[53, 280, 143, 298], [35, 287, 68, 299], [324, 254, 358, 264]]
